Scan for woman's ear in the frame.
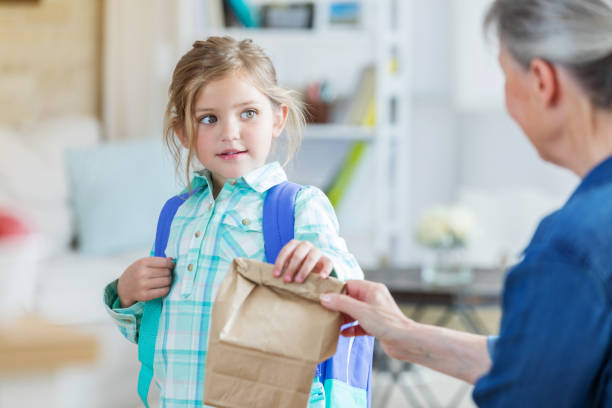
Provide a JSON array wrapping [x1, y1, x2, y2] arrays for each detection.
[[272, 105, 289, 138], [529, 58, 561, 108], [174, 123, 189, 148]]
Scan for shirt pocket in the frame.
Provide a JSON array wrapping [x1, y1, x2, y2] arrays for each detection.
[[218, 209, 265, 261]]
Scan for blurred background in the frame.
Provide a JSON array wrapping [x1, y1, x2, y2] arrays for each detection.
[[0, 0, 579, 407]]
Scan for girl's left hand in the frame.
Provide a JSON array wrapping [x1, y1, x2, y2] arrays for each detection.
[[273, 239, 333, 283]]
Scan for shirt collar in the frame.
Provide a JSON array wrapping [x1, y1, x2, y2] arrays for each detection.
[[192, 161, 287, 194], [568, 154, 612, 202]]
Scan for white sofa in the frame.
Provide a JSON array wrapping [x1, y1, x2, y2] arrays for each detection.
[[0, 116, 163, 408]]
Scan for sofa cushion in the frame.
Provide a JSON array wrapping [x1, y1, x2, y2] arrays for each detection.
[[65, 138, 180, 255]]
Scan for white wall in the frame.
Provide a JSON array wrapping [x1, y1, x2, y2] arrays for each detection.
[[402, 0, 579, 267]]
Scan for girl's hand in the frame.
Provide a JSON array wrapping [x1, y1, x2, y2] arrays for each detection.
[[272, 240, 333, 283], [117, 257, 175, 308]]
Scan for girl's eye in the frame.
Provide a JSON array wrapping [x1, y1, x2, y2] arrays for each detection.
[[241, 109, 256, 119], [200, 115, 217, 124]]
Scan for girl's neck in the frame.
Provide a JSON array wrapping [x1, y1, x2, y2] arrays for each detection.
[[211, 177, 225, 200]]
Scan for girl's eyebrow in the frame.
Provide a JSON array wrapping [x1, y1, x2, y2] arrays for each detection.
[[195, 101, 259, 113]]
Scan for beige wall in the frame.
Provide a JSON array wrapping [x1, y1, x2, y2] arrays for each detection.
[[0, 0, 102, 128]]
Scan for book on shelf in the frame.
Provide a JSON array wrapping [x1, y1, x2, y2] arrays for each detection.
[[223, 0, 259, 28], [326, 65, 375, 208], [329, 1, 362, 27], [260, 3, 315, 29]]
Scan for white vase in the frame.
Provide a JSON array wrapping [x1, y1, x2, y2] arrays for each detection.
[[420, 246, 473, 286]]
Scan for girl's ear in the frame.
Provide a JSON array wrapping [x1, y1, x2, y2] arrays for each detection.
[[272, 105, 289, 138], [174, 123, 189, 148]]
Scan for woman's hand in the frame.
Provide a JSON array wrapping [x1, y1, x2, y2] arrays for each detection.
[[319, 280, 413, 360], [320, 280, 491, 383], [117, 257, 175, 308], [273, 239, 333, 283]]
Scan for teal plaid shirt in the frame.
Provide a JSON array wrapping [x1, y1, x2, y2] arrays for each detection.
[[104, 162, 363, 408]]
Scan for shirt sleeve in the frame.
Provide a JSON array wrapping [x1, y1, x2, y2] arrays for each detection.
[[473, 255, 612, 406], [486, 335, 498, 358], [293, 186, 363, 281], [103, 279, 145, 344]]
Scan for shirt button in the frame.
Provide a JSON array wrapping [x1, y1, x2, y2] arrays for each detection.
[[229, 179, 236, 186], [187, 264, 194, 272], [208, 202, 213, 210], [194, 231, 201, 238], [242, 218, 251, 226]]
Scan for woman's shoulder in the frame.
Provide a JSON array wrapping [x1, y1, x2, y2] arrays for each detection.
[[551, 183, 612, 238], [525, 184, 612, 276]]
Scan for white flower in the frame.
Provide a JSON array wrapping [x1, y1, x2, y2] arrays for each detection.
[[416, 204, 476, 248], [447, 206, 476, 243]]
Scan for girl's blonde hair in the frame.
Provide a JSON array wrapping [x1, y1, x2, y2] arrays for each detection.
[[163, 36, 306, 187]]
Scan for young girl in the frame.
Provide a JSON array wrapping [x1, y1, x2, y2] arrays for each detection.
[[103, 36, 363, 407]]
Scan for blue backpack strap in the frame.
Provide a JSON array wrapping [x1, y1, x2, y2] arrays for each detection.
[[263, 181, 374, 408], [263, 181, 302, 263], [137, 191, 193, 408]]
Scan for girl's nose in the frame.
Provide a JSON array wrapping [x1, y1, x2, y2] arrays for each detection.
[[220, 118, 240, 141]]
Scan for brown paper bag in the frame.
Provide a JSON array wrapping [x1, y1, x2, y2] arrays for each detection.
[[203, 258, 345, 408]]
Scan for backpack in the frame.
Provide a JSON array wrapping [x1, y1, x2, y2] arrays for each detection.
[[137, 181, 374, 407]]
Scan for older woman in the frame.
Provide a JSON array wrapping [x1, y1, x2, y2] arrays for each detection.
[[320, 0, 612, 405]]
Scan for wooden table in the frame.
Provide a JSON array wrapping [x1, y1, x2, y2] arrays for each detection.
[[0, 315, 99, 408], [0, 315, 98, 373], [365, 266, 505, 333], [363, 266, 506, 408]]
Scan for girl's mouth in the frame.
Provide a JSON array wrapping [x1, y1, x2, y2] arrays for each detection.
[[217, 150, 248, 160]]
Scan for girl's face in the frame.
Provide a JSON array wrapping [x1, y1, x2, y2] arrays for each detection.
[[183, 74, 287, 190]]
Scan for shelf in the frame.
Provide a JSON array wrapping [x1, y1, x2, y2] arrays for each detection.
[[204, 27, 371, 44], [303, 124, 373, 141]]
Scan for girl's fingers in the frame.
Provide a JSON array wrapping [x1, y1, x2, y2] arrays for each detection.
[[145, 287, 171, 301], [145, 256, 175, 269], [147, 267, 173, 278], [294, 249, 320, 283], [273, 240, 299, 277], [147, 276, 172, 289], [316, 257, 333, 279], [283, 241, 312, 282]]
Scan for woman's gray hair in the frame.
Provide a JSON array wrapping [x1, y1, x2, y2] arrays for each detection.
[[484, 0, 612, 108]]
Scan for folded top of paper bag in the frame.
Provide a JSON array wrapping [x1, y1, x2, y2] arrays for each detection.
[[233, 257, 346, 302]]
